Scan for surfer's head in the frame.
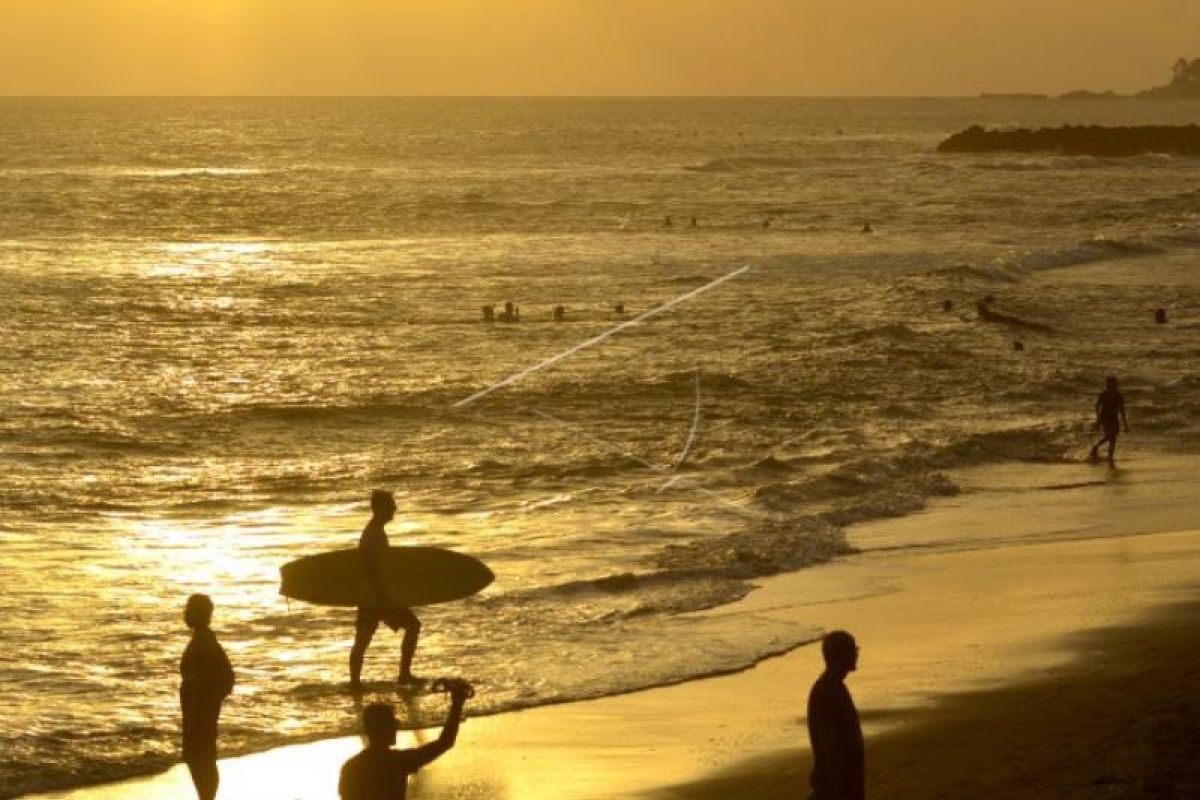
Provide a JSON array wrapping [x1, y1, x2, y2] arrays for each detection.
[[1105, 375, 1119, 391], [370, 489, 397, 522], [184, 593, 214, 630], [821, 630, 859, 673], [362, 702, 399, 747]]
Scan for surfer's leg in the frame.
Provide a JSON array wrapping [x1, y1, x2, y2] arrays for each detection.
[[350, 608, 380, 687], [395, 607, 422, 683], [185, 759, 219, 800], [182, 707, 220, 800]]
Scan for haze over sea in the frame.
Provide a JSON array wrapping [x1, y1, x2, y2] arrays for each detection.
[[3, 97, 1200, 798]]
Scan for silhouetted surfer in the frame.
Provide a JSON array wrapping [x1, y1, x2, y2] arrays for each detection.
[[180, 594, 234, 800], [1089, 376, 1129, 465], [351, 490, 422, 688], [806, 630, 863, 800], [339, 680, 473, 800]]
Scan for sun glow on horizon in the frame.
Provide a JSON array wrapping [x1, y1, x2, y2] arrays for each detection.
[[1, 1, 1198, 96]]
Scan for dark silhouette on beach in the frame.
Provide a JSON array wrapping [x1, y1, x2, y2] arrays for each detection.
[[350, 490, 422, 689], [339, 679, 473, 800], [1089, 376, 1129, 465], [481, 304, 495, 323], [180, 594, 235, 800], [553, 304, 565, 322], [807, 630, 863, 800]]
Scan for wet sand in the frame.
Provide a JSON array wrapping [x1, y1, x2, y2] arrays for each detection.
[[33, 457, 1200, 800], [655, 598, 1200, 800]]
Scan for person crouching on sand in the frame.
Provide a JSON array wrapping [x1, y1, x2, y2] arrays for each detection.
[[1089, 376, 1129, 465], [180, 593, 235, 800], [339, 679, 473, 800], [807, 630, 864, 800], [350, 489, 422, 688]]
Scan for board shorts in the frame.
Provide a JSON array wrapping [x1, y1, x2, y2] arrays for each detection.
[[1101, 417, 1120, 437], [181, 702, 221, 761], [356, 605, 418, 634]]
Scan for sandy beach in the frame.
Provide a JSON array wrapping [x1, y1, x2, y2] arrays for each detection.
[[30, 452, 1200, 800]]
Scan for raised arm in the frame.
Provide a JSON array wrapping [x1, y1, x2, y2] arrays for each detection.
[[403, 680, 472, 771]]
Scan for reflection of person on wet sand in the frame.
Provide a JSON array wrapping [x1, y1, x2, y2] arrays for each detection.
[[350, 490, 422, 688], [180, 593, 235, 800], [339, 679, 473, 800], [1089, 376, 1129, 465], [806, 630, 863, 800]]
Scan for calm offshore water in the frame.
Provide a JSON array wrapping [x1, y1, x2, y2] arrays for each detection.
[[3, 98, 1200, 796]]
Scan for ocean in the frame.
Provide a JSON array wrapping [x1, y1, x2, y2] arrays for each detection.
[[2, 97, 1199, 797]]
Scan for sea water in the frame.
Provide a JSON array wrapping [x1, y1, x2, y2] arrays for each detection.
[[2, 97, 1200, 797]]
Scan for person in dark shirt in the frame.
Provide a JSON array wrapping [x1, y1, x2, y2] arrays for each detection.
[[180, 593, 235, 800], [339, 679, 473, 800], [807, 630, 864, 800], [1089, 376, 1129, 465], [350, 489, 422, 688]]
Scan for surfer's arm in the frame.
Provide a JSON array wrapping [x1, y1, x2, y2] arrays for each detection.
[[216, 641, 235, 698], [359, 541, 391, 607], [404, 690, 467, 769]]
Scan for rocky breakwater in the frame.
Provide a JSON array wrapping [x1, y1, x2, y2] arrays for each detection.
[[938, 124, 1200, 157]]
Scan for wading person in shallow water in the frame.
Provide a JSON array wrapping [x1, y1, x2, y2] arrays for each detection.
[[339, 679, 473, 800], [350, 489, 422, 688], [180, 593, 235, 800], [1089, 376, 1129, 465], [807, 630, 864, 800]]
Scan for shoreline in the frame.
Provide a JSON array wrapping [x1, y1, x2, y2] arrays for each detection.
[[27, 455, 1200, 800], [655, 596, 1200, 800]]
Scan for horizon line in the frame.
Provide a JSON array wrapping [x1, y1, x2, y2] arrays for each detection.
[[0, 93, 1089, 101]]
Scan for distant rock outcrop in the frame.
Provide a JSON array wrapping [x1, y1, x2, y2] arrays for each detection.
[[1139, 57, 1200, 99], [938, 124, 1200, 156]]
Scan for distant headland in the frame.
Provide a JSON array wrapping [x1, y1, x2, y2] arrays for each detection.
[[952, 57, 1200, 156], [980, 56, 1200, 101]]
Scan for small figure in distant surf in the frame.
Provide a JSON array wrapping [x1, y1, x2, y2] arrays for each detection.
[[861, 221, 874, 233], [339, 680, 474, 800], [180, 593, 235, 800], [351, 490, 423, 689], [497, 301, 520, 323], [664, 215, 674, 228], [806, 630, 864, 800], [1089, 376, 1129, 465], [553, 304, 565, 322], [689, 216, 698, 228], [613, 301, 626, 316], [481, 305, 495, 323]]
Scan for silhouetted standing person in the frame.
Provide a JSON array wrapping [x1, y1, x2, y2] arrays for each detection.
[[807, 630, 863, 800], [180, 593, 234, 800], [350, 490, 422, 688], [553, 304, 565, 322], [1089, 376, 1129, 465], [339, 679, 473, 800]]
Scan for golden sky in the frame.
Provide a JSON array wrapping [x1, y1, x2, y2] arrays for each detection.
[[1, 0, 1197, 95]]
